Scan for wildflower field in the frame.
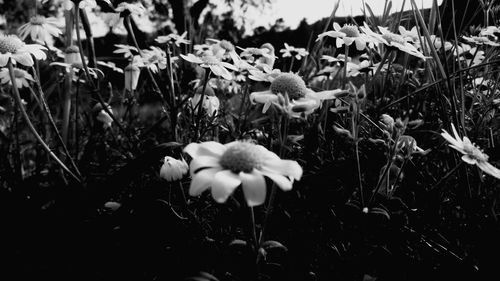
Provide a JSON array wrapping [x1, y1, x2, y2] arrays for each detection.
[[1, 0, 500, 280]]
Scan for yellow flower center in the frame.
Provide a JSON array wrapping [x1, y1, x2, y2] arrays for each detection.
[[382, 33, 406, 45], [339, 24, 360, 37], [0, 35, 24, 54], [219, 142, 263, 173], [30, 15, 47, 25], [270, 73, 308, 100]]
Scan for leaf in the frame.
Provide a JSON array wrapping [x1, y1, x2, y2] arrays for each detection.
[[186, 272, 219, 281], [261, 240, 288, 252], [369, 207, 391, 220]]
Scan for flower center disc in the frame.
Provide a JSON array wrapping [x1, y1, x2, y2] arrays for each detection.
[[219, 40, 235, 52], [270, 73, 308, 100], [30, 15, 46, 25], [219, 142, 262, 173], [339, 25, 360, 37], [0, 35, 24, 54]]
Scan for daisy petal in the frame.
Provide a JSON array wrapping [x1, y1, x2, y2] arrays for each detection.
[[211, 170, 241, 203], [189, 156, 222, 176], [261, 171, 293, 191], [240, 170, 267, 207], [184, 141, 226, 158], [477, 161, 500, 179], [262, 159, 303, 180], [189, 167, 222, 196]]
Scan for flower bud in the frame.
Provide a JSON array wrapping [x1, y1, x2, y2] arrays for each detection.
[[124, 64, 140, 91], [64, 45, 81, 66], [160, 156, 189, 182]]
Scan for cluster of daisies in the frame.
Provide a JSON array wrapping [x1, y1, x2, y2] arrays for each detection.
[[2, 0, 500, 207]]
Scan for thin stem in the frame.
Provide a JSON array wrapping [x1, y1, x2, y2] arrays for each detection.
[[195, 70, 211, 140], [249, 207, 258, 251], [124, 15, 164, 100], [7, 60, 81, 183], [28, 83, 82, 178], [343, 45, 349, 89]]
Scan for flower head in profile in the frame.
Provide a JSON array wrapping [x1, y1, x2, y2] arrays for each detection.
[[160, 156, 189, 182], [155, 31, 190, 47], [250, 72, 347, 116], [18, 15, 61, 45], [462, 35, 500, 46], [184, 140, 303, 206], [142, 46, 167, 73], [279, 43, 309, 60], [181, 52, 238, 80], [0, 34, 47, 67], [207, 39, 241, 63], [361, 23, 427, 59], [113, 44, 139, 59], [317, 22, 368, 50], [441, 123, 500, 179], [0, 67, 34, 88]]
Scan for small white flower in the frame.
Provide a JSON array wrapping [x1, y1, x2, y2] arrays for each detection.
[[317, 22, 368, 51], [441, 123, 500, 179], [18, 15, 62, 44], [160, 156, 189, 182], [155, 31, 190, 47], [0, 67, 34, 89], [0, 34, 47, 67], [181, 52, 237, 80], [279, 43, 308, 60]]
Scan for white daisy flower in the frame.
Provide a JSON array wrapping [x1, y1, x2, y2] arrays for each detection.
[[183, 141, 303, 206], [18, 15, 62, 44], [180, 52, 238, 80], [441, 123, 500, 179], [250, 72, 347, 115], [317, 22, 368, 51], [0, 34, 47, 67], [0, 67, 34, 89], [279, 43, 308, 60]]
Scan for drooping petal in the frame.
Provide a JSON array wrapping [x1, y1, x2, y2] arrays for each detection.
[[261, 170, 293, 191], [184, 141, 226, 159], [211, 170, 241, 203], [476, 161, 500, 179], [189, 167, 222, 196], [0, 54, 9, 67], [355, 38, 366, 50], [180, 53, 203, 64], [461, 155, 477, 165], [240, 170, 267, 206], [12, 53, 33, 67], [343, 37, 355, 46], [261, 158, 303, 180], [189, 156, 222, 176]]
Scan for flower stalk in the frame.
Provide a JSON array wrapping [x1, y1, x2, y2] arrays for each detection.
[[7, 60, 81, 183]]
